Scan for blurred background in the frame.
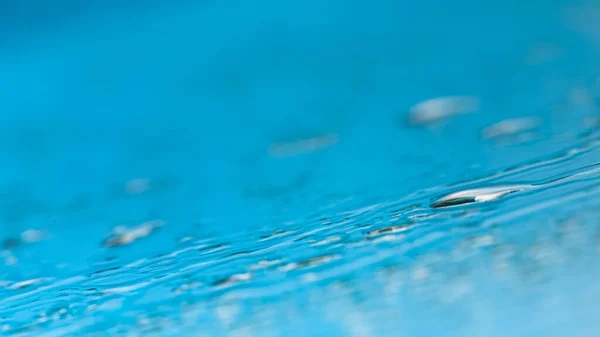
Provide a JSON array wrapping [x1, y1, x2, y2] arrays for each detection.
[[0, 0, 599, 336]]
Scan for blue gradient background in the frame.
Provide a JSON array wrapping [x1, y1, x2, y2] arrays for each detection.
[[0, 1, 599, 336]]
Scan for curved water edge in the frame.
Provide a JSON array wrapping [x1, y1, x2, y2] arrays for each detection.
[[0, 138, 599, 336]]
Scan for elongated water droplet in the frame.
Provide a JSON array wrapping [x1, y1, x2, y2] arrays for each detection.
[[431, 185, 533, 208], [268, 134, 338, 158], [482, 117, 541, 139], [408, 96, 480, 126], [279, 254, 340, 272], [103, 220, 165, 247], [366, 224, 411, 238]]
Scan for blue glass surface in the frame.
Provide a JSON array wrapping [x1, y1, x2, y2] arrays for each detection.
[[0, 1, 599, 336]]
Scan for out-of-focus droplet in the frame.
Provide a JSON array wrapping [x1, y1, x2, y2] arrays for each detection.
[[431, 185, 533, 208], [173, 281, 202, 294], [103, 220, 165, 247], [4, 254, 17, 266], [259, 229, 293, 241], [569, 87, 592, 106], [411, 266, 430, 282], [280, 254, 340, 272], [408, 96, 480, 126], [366, 224, 411, 238], [269, 134, 338, 158], [248, 259, 283, 271], [95, 298, 124, 312], [215, 301, 241, 327], [21, 229, 46, 243], [311, 236, 342, 246], [482, 117, 541, 140], [126, 178, 151, 194], [7, 278, 50, 290], [212, 273, 252, 288], [178, 235, 194, 244]]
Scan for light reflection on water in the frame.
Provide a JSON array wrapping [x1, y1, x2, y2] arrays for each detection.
[[0, 0, 600, 336]]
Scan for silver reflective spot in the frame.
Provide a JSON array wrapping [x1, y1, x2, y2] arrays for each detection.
[[431, 185, 532, 208]]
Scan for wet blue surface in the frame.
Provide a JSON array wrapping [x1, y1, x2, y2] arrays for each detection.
[[0, 1, 599, 336]]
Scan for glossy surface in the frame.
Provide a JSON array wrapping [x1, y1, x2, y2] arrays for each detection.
[[0, 1, 599, 336]]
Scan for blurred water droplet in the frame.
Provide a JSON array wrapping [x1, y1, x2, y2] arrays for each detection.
[[3, 253, 17, 266], [366, 224, 411, 238], [173, 281, 202, 294], [213, 273, 252, 288], [269, 134, 339, 158], [311, 236, 342, 246], [482, 117, 541, 140], [95, 298, 124, 312], [248, 259, 283, 271], [280, 255, 340, 272], [408, 96, 480, 126], [21, 229, 46, 243], [569, 87, 593, 106], [103, 220, 165, 247], [126, 178, 151, 194], [7, 278, 51, 291]]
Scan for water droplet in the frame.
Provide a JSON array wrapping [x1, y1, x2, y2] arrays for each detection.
[[4, 253, 17, 266], [21, 229, 46, 243], [366, 224, 411, 238], [7, 278, 51, 290], [311, 236, 342, 246], [482, 117, 541, 140], [268, 133, 338, 158], [248, 259, 283, 271], [103, 220, 165, 247], [408, 96, 480, 126], [173, 281, 202, 294], [95, 298, 124, 312], [411, 266, 430, 282], [280, 255, 340, 272], [259, 229, 293, 241], [431, 185, 533, 208], [178, 235, 195, 244], [101, 281, 151, 295], [125, 178, 151, 194], [212, 273, 252, 288]]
